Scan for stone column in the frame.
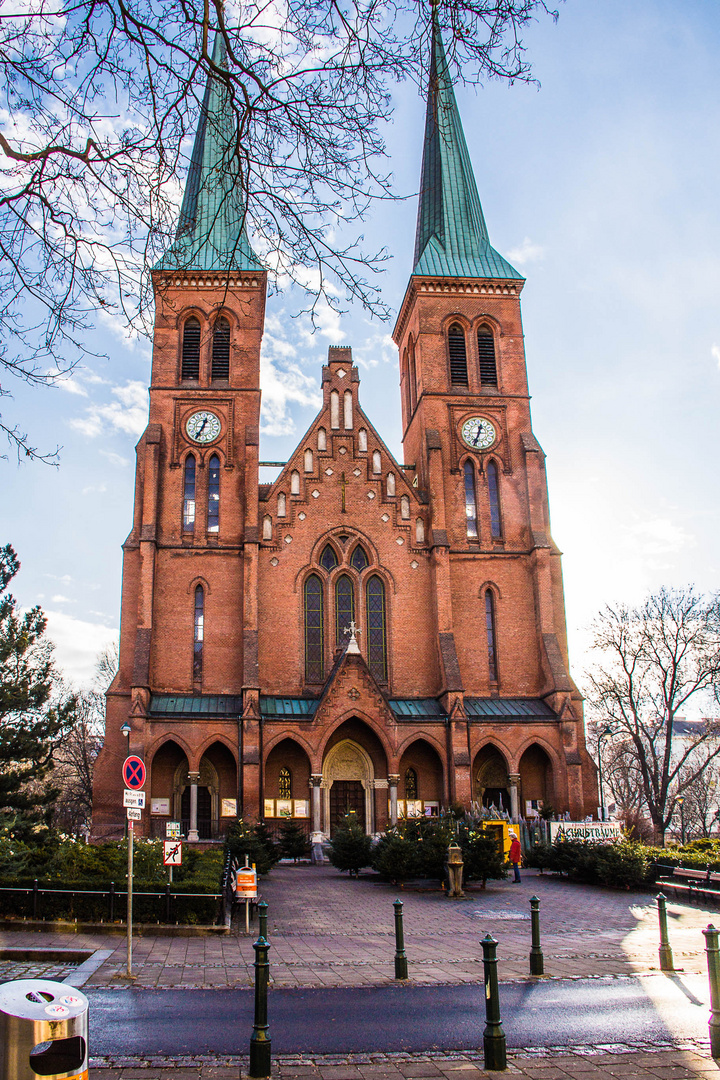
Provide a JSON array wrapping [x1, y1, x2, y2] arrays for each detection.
[[187, 771, 200, 841], [388, 774, 400, 827], [309, 775, 324, 864], [508, 773, 521, 822]]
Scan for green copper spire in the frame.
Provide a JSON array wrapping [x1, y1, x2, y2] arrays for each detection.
[[157, 33, 262, 273], [413, 19, 522, 280]]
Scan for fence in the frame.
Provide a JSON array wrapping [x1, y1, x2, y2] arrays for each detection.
[[0, 880, 222, 925]]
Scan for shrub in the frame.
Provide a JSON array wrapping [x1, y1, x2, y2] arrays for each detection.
[[594, 842, 648, 889], [278, 820, 310, 861], [224, 820, 279, 876], [329, 821, 372, 875], [459, 827, 507, 883], [371, 831, 417, 884]]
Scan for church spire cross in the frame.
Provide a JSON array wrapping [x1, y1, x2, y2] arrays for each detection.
[[344, 622, 361, 654]]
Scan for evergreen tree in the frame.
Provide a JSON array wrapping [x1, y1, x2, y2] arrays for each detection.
[[328, 819, 372, 876], [0, 545, 75, 837], [278, 820, 310, 862]]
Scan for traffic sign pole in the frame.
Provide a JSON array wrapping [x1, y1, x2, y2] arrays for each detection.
[[127, 820, 134, 978]]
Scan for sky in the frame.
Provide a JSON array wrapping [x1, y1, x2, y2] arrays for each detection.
[[3, 0, 720, 691]]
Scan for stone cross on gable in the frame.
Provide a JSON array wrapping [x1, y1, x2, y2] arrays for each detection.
[[344, 621, 361, 654]]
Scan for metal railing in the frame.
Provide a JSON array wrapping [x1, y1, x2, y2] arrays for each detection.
[[0, 881, 222, 924]]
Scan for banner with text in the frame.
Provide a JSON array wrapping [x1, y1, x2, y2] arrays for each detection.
[[549, 821, 623, 843]]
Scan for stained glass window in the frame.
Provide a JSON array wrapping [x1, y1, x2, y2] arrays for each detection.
[[211, 317, 230, 380], [485, 590, 498, 682], [193, 585, 204, 683], [366, 575, 387, 682], [335, 574, 355, 646], [320, 544, 338, 571], [279, 768, 292, 799], [304, 575, 324, 682], [183, 455, 196, 532], [463, 461, 478, 539], [448, 323, 468, 386], [207, 454, 220, 533], [351, 545, 369, 572], [487, 460, 502, 539], [405, 767, 417, 799], [182, 317, 201, 380]]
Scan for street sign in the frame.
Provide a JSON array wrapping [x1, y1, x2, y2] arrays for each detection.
[[126, 807, 142, 821], [123, 789, 146, 809], [123, 755, 146, 789], [163, 840, 182, 866], [235, 866, 257, 900], [166, 821, 181, 839]]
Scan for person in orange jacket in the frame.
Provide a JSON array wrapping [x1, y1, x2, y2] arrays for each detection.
[[509, 831, 522, 883]]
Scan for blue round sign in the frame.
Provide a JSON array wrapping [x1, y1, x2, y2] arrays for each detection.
[[123, 755, 146, 789]]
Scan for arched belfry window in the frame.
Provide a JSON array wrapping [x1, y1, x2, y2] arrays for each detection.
[[183, 455, 196, 532], [335, 574, 355, 646], [181, 317, 201, 380], [366, 575, 388, 682], [463, 461, 478, 539], [448, 323, 468, 386], [487, 460, 502, 539], [193, 584, 204, 683], [279, 767, 292, 799], [477, 326, 498, 386], [320, 544, 338, 571], [207, 454, 220, 533], [211, 317, 230, 380], [304, 574, 324, 682], [350, 544, 369, 572], [405, 767, 418, 799], [485, 590, 498, 682]]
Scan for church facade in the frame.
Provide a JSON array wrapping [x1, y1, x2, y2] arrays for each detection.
[[92, 27, 597, 842]]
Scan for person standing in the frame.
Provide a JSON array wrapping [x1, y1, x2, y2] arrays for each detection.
[[509, 830, 522, 883]]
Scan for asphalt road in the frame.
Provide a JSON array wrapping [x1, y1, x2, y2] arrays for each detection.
[[88, 975, 709, 1055]]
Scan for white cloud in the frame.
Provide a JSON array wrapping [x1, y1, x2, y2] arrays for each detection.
[[51, 594, 74, 604], [70, 380, 148, 438], [506, 237, 545, 265], [712, 343, 720, 370], [54, 374, 88, 397], [99, 450, 130, 468], [44, 611, 118, 688], [81, 483, 108, 495]]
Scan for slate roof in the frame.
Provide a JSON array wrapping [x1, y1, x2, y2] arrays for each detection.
[[156, 34, 262, 273], [413, 19, 523, 282]]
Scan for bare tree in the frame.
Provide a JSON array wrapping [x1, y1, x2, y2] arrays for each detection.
[[673, 759, 720, 841], [0, 0, 556, 461], [584, 587, 720, 845]]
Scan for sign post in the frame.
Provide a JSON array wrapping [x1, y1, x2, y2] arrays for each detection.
[[163, 840, 182, 884], [122, 755, 145, 978], [235, 862, 258, 935], [127, 816, 134, 977]]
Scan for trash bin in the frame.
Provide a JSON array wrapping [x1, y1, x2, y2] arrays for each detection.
[[0, 980, 89, 1080]]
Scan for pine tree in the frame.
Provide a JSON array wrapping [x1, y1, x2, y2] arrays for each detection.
[[278, 820, 310, 862], [0, 545, 75, 837]]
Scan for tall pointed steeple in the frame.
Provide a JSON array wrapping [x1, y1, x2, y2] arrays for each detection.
[[413, 17, 522, 280], [157, 33, 261, 272]]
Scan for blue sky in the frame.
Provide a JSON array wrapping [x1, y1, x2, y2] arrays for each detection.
[[4, 0, 720, 688]]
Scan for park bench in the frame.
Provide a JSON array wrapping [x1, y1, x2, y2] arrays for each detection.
[[655, 864, 720, 907]]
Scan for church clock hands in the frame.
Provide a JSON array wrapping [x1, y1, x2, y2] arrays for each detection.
[[461, 416, 497, 450], [186, 410, 221, 444]]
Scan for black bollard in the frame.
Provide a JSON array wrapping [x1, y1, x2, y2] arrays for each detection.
[[656, 893, 674, 972], [249, 900, 271, 1078], [394, 900, 408, 980], [529, 895, 544, 976], [481, 933, 507, 1071], [703, 924, 720, 1058]]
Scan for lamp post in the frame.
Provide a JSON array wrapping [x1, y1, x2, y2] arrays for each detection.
[[597, 725, 614, 822], [677, 795, 686, 846], [121, 721, 131, 839]]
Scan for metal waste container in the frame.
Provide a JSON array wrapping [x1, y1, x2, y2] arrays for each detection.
[[0, 980, 88, 1080]]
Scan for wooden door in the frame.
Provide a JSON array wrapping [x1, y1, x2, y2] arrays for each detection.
[[329, 780, 366, 835]]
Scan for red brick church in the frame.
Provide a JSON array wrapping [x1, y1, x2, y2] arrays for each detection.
[[92, 24, 597, 841]]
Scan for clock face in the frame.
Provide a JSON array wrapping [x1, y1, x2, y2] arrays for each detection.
[[186, 410, 221, 444], [461, 416, 496, 450]]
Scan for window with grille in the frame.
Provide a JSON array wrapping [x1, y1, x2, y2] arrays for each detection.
[[183, 455, 196, 532], [405, 767, 418, 799], [351, 545, 369, 572], [485, 590, 498, 682], [366, 575, 387, 682], [304, 574, 324, 682], [182, 317, 201, 380], [335, 574, 355, 646], [211, 317, 230, 380], [320, 544, 338, 571], [193, 585, 204, 683], [207, 454, 220, 533], [477, 327, 498, 386], [279, 768, 292, 799], [463, 461, 478, 539], [487, 460, 502, 539], [448, 324, 468, 386]]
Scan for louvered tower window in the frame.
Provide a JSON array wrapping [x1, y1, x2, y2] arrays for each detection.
[[182, 317, 201, 380], [366, 575, 388, 683], [207, 454, 220, 533], [448, 323, 468, 386], [304, 574, 324, 683], [212, 317, 230, 380], [477, 327, 498, 386], [485, 590, 498, 682], [193, 585, 204, 684], [335, 574, 355, 647]]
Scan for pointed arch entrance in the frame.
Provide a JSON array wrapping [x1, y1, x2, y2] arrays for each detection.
[[473, 744, 510, 814], [321, 718, 388, 835]]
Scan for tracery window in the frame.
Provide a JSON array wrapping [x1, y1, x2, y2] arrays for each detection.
[[183, 455, 196, 532], [181, 317, 201, 380], [448, 323, 468, 386], [487, 460, 502, 539], [405, 767, 418, 799], [485, 590, 498, 682], [477, 326, 498, 386], [193, 585, 204, 683], [366, 575, 388, 682], [335, 574, 355, 647], [278, 768, 292, 800], [211, 316, 230, 380], [320, 544, 338, 571], [463, 460, 478, 539], [304, 574, 324, 682], [350, 544, 369, 572], [207, 454, 220, 533]]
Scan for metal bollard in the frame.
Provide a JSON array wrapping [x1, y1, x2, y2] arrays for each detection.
[[165, 883, 171, 924], [529, 895, 544, 976], [109, 881, 115, 922], [394, 900, 408, 980], [481, 933, 507, 1071], [249, 900, 271, 1078], [32, 879, 39, 920], [656, 893, 674, 972], [703, 924, 720, 1058]]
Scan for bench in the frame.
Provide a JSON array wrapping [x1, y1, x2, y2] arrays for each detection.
[[656, 864, 720, 908]]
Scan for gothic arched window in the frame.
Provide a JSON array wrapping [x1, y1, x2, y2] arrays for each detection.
[[366, 575, 388, 683], [448, 323, 468, 386], [485, 590, 498, 682], [304, 574, 324, 682], [181, 317, 201, 380], [487, 460, 502, 539], [358, 428, 368, 452], [405, 767, 418, 799], [350, 544, 369, 572], [408, 340, 418, 412], [291, 470, 300, 494], [477, 326, 498, 386], [372, 450, 382, 474], [304, 448, 313, 473], [335, 574, 355, 647], [344, 390, 353, 428], [277, 492, 286, 518], [183, 454, 196, 532], [279, 767, 292, 799], [317, 427, 327, 451], [330, 390, 340, 429], [262, 515, 272, 540], [320, 544, 338, 571], [207, 454, 220, 533], [400, 494, 410, 519], [386, 472, 396, 496], [193, 584, 204, 683], [211, 316, 230, 380], [463, 460, 478, 539]]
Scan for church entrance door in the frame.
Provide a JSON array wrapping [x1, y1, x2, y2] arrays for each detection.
[[181, 786, 212, 839], [329, 780, 366, 835]]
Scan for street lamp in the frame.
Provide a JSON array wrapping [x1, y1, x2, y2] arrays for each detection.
[[596, 725, 614, 822], [121, 722, 131, 838], [676, 795, 686, 846]]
